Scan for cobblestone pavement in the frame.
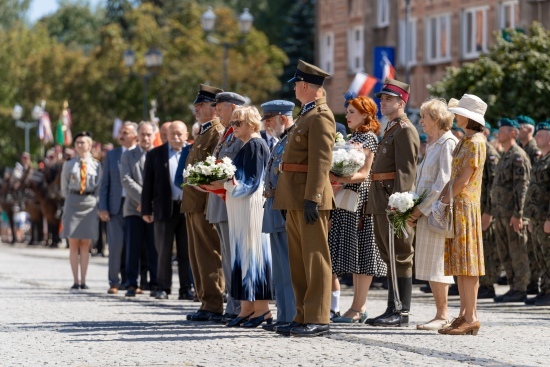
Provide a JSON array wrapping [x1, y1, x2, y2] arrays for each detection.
[[0, 243, 548, 367]]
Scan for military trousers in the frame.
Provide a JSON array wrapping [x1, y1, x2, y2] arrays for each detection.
[[373, 214, 415, 278], [186, 212, 224, 314], [494, 217, 530, 292], [214, 221, 241, 316], [480, 222, 501, 287], [530, 219, 550, 294], [269, 230, 296, 323], [527, 231, 541, 286], [286, 210, 331, 325]]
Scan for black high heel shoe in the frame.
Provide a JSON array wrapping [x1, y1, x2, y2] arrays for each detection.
[[226, 312, 254, 327], [242, 311, 273, 328]]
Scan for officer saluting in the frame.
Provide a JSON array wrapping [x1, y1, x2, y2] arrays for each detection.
[[365, 78, 419, 327], [260, 100, 297, 331], [273, 60, 336, 337]]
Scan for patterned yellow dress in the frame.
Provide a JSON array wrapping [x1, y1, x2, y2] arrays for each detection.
[[444, 133, 486, 276]]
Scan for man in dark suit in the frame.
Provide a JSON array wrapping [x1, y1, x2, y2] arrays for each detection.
[[99, 122, 137, 294], [120, 121, 159, 297], [141, 121, 193, 300]]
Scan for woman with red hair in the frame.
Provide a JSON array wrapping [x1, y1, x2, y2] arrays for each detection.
[[329, 96, 387, 323]]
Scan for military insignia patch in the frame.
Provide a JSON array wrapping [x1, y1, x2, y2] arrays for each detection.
[[515, 157, 523, 163], [296, 136, 301, 142]]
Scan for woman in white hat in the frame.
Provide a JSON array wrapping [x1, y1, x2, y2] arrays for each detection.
[[432, 94, 487, 336]]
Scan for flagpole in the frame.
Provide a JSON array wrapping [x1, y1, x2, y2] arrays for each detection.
[[404, 0, 411, 115]]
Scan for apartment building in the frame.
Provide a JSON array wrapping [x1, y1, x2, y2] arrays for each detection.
[[316, 0, 550, 115]]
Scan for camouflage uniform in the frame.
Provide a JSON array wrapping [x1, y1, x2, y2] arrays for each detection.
[[491, 144, 531, 294], [519, 138, 543, 291], [524, 151, 550, 301], [479, 143, 501, 290]]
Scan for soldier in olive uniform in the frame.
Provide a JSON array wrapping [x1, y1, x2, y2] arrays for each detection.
[[273, 60, 335, 337], [491, 118, 531, 303], [524, 121, 550, 306], [181, 84, 226, 321], [365, 78, 419, 327], [479, 128, 501, 298], [260, 100, 297, 331], [517, 115, 542, 295]]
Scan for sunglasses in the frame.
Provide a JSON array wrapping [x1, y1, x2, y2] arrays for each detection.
[[230, 120, 245, 127]]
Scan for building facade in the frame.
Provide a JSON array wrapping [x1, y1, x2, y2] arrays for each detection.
[[316, 0, 550, 115]]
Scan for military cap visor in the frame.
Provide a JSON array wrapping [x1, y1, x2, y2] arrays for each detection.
[[74, 131, 92, 140], [193, 84, 224, 105], [287, 60, 330, 86], [211, 92, 246, 106]]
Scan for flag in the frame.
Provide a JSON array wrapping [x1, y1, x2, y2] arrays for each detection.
[[55, 121, 64, 146], [344, 72, 378, 106], [60, 101, 73, 146], [112, 118, 122, 140], [37, 112, 53, 145], [382, 55, 396, 81]]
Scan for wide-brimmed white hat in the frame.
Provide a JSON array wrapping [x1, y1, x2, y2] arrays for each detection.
[[448, 94, 487, 126]]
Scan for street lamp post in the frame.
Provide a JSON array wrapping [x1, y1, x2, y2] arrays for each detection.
[[12, 103, 43, 153], [124, 48, 163, 121], [201, 7, 254, 90]]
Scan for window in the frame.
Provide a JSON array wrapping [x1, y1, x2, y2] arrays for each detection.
[[500, 1, 519, 29], [398, 18, 417, 67], [319, 32, 334, 74], [462, 7, 488, 59], [377, 0, 390, 28], [424, 14, 451, 64], [347, 26, 364, 72]]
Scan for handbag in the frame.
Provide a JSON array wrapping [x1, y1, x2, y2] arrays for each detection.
[[334, 188, 359, 212], [427, 177, 454, 238]]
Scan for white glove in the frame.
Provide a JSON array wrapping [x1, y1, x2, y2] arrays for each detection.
[[431, 200, 448, 224]]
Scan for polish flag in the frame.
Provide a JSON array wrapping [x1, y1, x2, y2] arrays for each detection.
[[347, 72, 378, 97], [382, 55, 396, 80]]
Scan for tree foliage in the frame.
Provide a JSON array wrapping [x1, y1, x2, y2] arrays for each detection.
[[429, 22, 550, 124]]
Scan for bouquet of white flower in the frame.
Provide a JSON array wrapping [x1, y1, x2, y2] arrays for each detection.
[[334, 132, 346, 146], [386, 190, 427, 238], [331, 143, 365, 177], [182, 156, 237, 186]]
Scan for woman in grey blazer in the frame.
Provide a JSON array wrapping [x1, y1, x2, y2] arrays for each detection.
[[60, 131, 102, 290]]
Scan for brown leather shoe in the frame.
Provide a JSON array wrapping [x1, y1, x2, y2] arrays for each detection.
[[438, 316, 463, 334], [446, 320, 480, 335], [107, 287, 118, 294]]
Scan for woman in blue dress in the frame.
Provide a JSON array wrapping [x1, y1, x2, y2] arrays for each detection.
[[222, 106, 273, 328]]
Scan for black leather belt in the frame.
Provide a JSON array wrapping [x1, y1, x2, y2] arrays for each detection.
[[69, 190, 94, 195]]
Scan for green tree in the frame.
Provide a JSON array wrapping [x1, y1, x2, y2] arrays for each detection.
[[0, 0, 30, 29], [429, 22, 550, 124]]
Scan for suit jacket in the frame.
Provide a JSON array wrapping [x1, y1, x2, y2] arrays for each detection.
[[99, 147, 124, 215], [181, 118, 224, 214], [141, 143, 175, 221], [273, 98, 336, 211], [120, 147, 147, 217], [365, 115, 419, 215]]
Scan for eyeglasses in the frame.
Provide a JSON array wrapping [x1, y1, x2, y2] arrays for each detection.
[[230, 120, 244, 127]]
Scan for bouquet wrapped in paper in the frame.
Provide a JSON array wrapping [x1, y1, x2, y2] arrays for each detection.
[[386, 190, 427, 238], [182, 156, 237, 186], [331, 141, 365, 177]]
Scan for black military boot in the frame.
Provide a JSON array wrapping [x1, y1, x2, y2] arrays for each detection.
[[477, 285, 496, 299], [365, 277, 394, 325], [373, 277, 412, 327]]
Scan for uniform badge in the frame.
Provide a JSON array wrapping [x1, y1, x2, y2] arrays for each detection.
[[382, 148, 387, 154], [535, 150, 542, 157], [296, 136, 301, 142], [515, 157, 523, 163], [489, 155, 495, 161]]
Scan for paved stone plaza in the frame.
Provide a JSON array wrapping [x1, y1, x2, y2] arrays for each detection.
[[0, 243, 548, 366]]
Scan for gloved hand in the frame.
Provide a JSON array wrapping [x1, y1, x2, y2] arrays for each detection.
[[431, 200, 448, 224], [304, 199, 319, 224]]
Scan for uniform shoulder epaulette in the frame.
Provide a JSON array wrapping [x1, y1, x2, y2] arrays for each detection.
[[399, 119, 412, 128]]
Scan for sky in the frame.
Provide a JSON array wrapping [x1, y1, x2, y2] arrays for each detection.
[[28, 0, 105, 23]]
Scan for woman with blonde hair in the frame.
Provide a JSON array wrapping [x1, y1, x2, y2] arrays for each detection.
[[407, 98, 458, 330], [328, 96, 387, 323], [60, 131, 102, 290]]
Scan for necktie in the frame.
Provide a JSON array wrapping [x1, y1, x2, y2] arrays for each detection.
[[268, 137, 275, 151], [80, 158, 87, 194]]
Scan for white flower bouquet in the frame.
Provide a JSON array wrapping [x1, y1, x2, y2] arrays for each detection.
[[182, 156, 237, 186], [334, 132, 346, 146], [331, 143, 365, 177], [386, 190, 427, 238]]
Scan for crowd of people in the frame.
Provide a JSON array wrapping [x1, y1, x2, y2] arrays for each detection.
[[2, 59, 550, 338]]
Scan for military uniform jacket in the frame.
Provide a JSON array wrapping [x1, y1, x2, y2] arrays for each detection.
[[205, 126, 244, 223], [273, 98, 336, 210], [490, 144, 531, 218], [519, 138, 541, 165], [181, 118, 224, 214], [365, 115, 419, 215], [524, 152, 550, 221], [481, 143, 500, 215], [262, 127, 293, 233]]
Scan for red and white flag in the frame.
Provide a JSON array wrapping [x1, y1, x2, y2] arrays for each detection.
[[382, 55, 396, 81], [38, 112, 54, 145], [348, 72, 378, 97]]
